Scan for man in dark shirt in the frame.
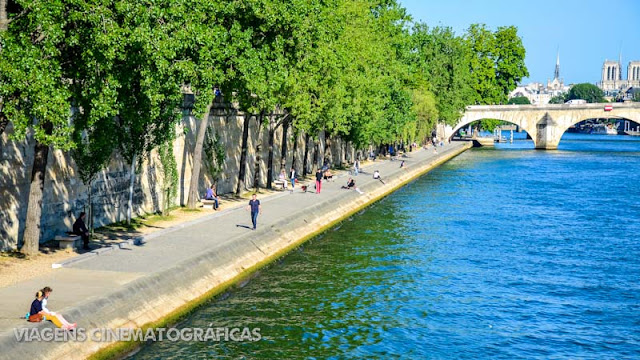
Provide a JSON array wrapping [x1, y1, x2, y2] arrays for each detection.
[[246, 194, 261, 230], [73, 212, 90, 250]]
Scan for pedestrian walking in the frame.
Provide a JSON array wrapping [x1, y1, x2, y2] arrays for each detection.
[[315, 168, 323, 194], [246, 194, 261, 230], [290, 167, 296, 191]]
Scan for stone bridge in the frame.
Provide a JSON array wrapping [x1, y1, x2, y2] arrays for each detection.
[[446, 103, 640, 149]]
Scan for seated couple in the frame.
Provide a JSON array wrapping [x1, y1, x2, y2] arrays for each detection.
[[204, 184, 220, 210], [27, 287, 76, 330], [323, 169, 334, 182]]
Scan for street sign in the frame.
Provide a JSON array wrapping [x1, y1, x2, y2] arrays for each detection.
[[604, 105, 613, 111]]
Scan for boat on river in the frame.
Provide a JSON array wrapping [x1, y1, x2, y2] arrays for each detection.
[[590, 123, 618, 135]]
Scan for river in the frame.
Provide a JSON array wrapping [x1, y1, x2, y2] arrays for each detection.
[[131, 133, 640, 359]]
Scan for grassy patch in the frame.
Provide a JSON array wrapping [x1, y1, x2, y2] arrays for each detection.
[[96, 217, 147, 232]]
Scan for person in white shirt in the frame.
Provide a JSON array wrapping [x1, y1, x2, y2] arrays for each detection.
[[289, 167, 296, 191], [373, 170, 385, 184], [40, 286, 76, 330]]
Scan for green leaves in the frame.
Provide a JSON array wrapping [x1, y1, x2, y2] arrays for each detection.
[[410, 24, 474, 126], [566, 83, 604, 103], [508, 96, 531, 105], [466, 24, 529, 105], [0, 0, 73, 148], [1, 0, 530, 155]]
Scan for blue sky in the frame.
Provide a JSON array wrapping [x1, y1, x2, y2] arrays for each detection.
[[399, 0, 640, 85]]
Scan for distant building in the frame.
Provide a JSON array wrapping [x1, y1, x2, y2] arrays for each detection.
[[598, 58, 640, 95], [509, 52, 571, 105]]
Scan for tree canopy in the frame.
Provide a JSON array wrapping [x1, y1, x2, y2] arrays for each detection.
[[1, 1, 528, 149], [508, 96, 531, 105], [566, 83, 605, 103]]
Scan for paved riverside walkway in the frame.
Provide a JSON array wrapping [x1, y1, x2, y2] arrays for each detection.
[[0, 142, 469, 360]]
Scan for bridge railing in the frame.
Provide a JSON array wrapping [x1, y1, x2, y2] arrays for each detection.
[[465, 102, 640, 111]]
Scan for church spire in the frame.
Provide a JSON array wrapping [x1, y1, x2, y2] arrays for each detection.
[[618, 50, 623, 80], [554, 49, 560, 80]]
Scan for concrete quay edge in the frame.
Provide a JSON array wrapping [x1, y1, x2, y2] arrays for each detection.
[[1, 142, 472, 360]]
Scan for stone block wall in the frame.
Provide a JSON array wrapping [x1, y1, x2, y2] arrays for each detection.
[[0, 108, 357, 251]]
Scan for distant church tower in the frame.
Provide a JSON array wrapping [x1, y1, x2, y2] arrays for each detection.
[[547, 50, 563, 91], [554, 51, 560, 80]]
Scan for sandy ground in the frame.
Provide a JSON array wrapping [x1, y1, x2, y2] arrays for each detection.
[[0, 189, 283, 289]]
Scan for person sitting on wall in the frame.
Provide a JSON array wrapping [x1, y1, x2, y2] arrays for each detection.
[[27, 290, 45, 323], [73, 212, 90, 250], [40, 287, 76, 330], [323, 169, 334, 182], [373, 170, 385, 184], [341, 177, 356, 189], [204, 184, 219, 210], [278, 169, 288, 189], [26, 288, 76, 330]]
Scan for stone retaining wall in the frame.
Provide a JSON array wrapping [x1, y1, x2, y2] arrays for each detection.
[[0, 107, 359, 251]]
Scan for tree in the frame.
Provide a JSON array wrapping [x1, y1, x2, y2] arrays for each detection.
[[466, 24, 529, 105], [109, 1, 186, 221], [0, 2, 76, 255], [410, 25, 473, 125], [566, 83, 605, 103], [63, 2, 129, 234], [549, 95, 566, 104], [493, 26, 529, 100], [176, 0, 248, 207], [0, 0, 6, 31], [232, 0, 319, 191], [507, 96, 531, 105], [0, 0, 7, 135], [480, 119, 503, 132], [71, 122, 116, 235], [408, 85, 439, 143]]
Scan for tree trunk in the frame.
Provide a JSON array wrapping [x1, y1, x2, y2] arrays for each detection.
[[187, 103, 212, 209], [324, 134, 331, 166], [88, 179, 94, 236], [20, 122, 53, 255], [302, 133, 310, 176], [253, 129, 262, 192], [0, 0, 7, 31], [126, 152, 137, 225], [342, 140, 347, 164], [280, 118, 289, 173], [312, 139, 319, 173], [266, 120, 275, 190], [0, 112, 8, 137], [291, 128, 298, 174], [236, 113, 253, 195]]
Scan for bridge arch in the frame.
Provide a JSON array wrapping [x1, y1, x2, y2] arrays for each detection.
[[555, 113, 640, 136], [449, 103, 640, 149], [450, 116, 535, 140]]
